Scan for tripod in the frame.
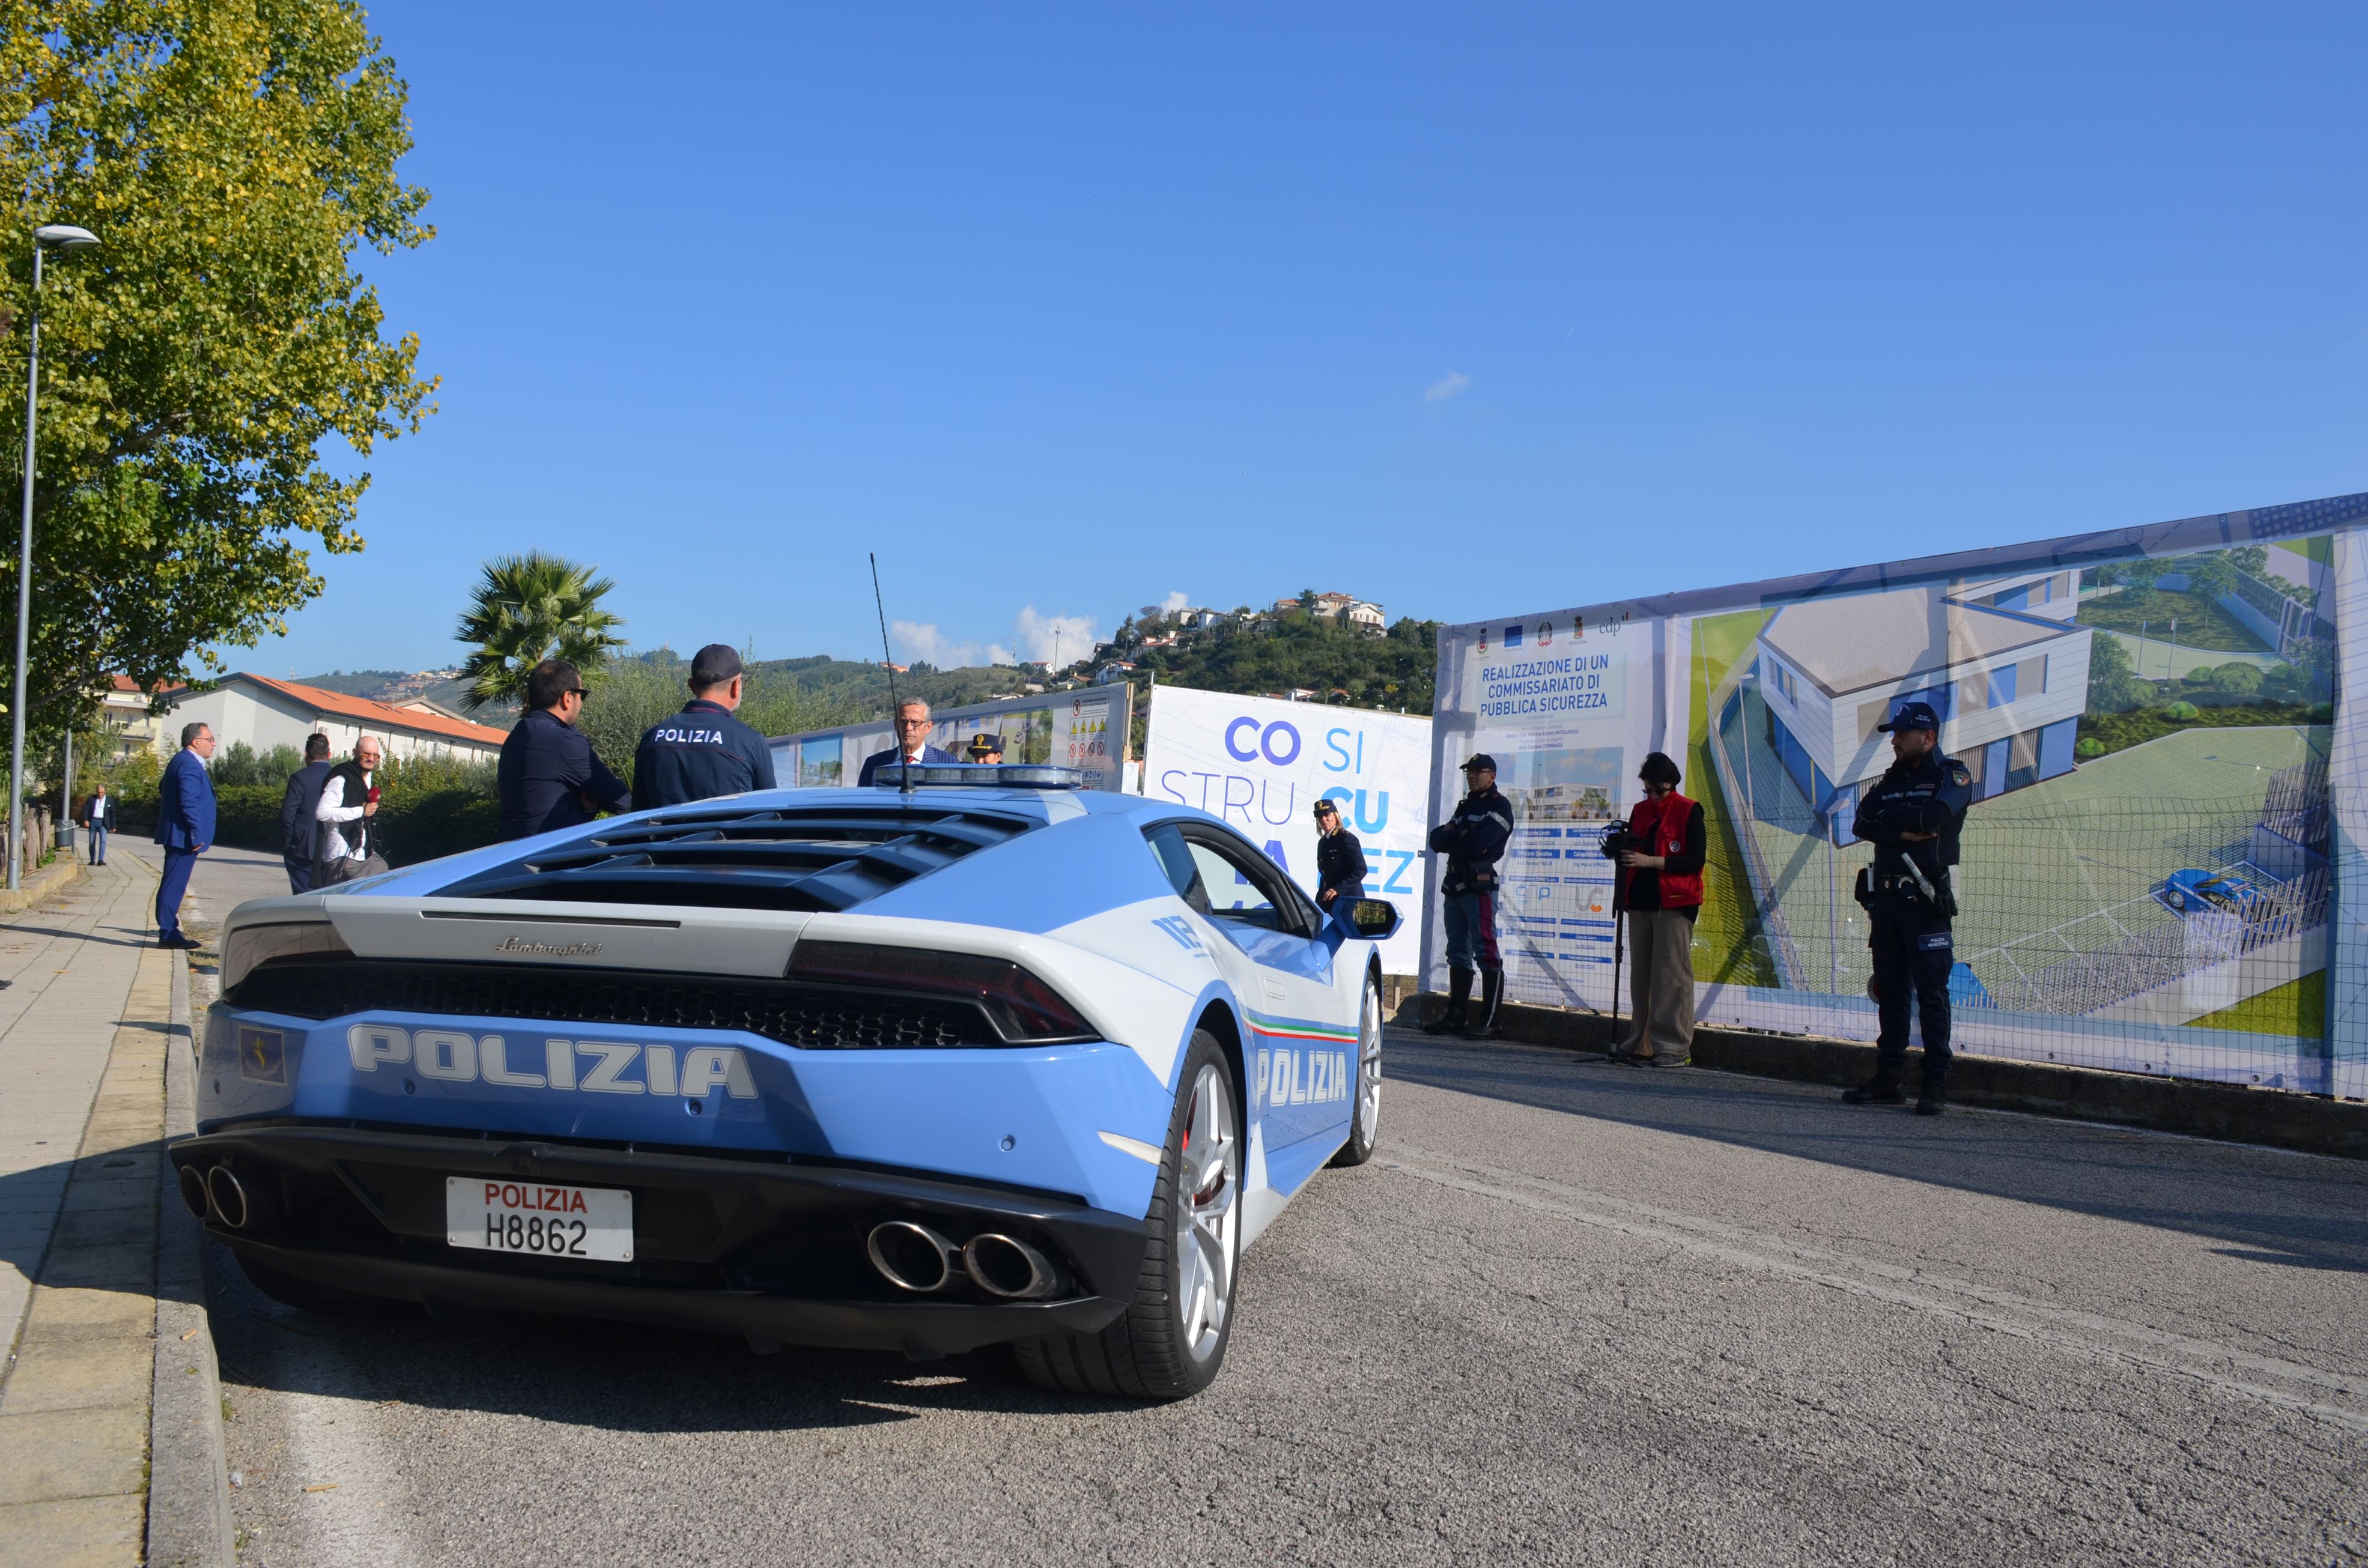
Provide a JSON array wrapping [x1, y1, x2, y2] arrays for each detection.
[[1605, 873, 1629, 1059]]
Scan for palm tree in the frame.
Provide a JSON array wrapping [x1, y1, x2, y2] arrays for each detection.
[[454, 553, 628, 711]]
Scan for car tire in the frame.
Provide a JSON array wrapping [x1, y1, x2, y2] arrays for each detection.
[[233, 1252, 401, 1317], [1328, 968, 1383, 1168], [1014, 1030, 1242, 1401]]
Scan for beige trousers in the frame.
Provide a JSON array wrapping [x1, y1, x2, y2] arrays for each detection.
[[1618, 908, 1698, 1059]]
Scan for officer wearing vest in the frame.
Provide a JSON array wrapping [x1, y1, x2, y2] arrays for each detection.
[[1424, 753, 1514, 1039], [1313, 798, 1367, 912], [1845, 699, 1973, 1115], [632, 644, 779, 810]]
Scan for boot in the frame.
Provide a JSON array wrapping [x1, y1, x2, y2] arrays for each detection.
[[1841, 1065, 1907, 1105], [1464, 970, 1505, 1040], [1914, 1064, 1950, 1116], [1422, 968, 1472, 1035]]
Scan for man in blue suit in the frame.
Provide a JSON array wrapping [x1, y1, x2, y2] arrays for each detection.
[[855, 700, 957, 786], [153, 721, 217, 948]]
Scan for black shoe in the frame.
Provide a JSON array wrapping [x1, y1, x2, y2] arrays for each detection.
[[1914, 1096, 1946, 1116], [1464, 970, 1505, 1040], [157, 934, 201, 949], [1422, 967, 1474, 1035], [1842, 1073, 1907, 1105]]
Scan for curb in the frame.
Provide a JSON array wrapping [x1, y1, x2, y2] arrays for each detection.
[[145, 948, 233, 1568], [0, 853, 85, 917], [1392, 993, 2368, 1161]]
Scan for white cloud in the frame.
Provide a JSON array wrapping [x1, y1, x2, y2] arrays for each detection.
[[891, 620, 1015, 670], [888, 607, 1101, 670], [1013, 606, 1099, 666], [1159, 590, 1191, 616], [1425, 370, 1472, 403]]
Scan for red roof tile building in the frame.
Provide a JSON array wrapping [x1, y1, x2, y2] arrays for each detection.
[[156, 674, 509, 760]]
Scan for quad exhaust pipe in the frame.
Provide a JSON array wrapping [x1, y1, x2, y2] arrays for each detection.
[[206, 1166, 253, 1229], [864, 1222, 1060, 1300], [177, 1164, 210, 1220], [183, 1165, 278, 1232]]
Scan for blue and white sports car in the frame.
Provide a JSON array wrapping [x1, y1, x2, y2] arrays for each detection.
[[172, 766, 1397, 1400]]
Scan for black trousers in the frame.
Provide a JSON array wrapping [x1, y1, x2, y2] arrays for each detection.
[[284, 854, 314, 895], [1869, 897, 1954, 1078]]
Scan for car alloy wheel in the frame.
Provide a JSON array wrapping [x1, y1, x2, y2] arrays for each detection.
[[1330, 971, 1383, 1167], [1174, 1059, 1240, 1362]]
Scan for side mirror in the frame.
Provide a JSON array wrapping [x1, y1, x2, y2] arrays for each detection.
[[1339, 898, 1401, 940]]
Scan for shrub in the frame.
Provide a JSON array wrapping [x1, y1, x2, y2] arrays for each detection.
[[2074, 737, 2105, 758], [2164, 701, 2200, 720]]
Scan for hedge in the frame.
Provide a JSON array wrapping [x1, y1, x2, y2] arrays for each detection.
[[114, 783, 503, 869]]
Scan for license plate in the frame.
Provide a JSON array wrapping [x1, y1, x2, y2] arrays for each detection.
[[445, 1177, 634, 1262]]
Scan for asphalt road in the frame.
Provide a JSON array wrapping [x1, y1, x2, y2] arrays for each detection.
[[191, 1025, 2368, 1568]]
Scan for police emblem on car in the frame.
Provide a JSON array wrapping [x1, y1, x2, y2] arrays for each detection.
[[171, 772, 1400, 1400]]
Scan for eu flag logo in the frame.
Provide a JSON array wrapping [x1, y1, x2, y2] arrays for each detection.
[[238, 1027, 287, 1086]]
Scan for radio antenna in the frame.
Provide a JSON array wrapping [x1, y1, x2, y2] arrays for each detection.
[[869, 553, 915, 796]]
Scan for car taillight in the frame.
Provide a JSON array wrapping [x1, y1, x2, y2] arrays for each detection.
[[786, 940, 1096, 1043], [220, 921, 353, 995]]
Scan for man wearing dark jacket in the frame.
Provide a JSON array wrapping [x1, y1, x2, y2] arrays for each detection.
[[1845, 700, 1973, 1116], [278, 734, 333, 892], [857, 699, 957, 786], [153, 722, 216, 948], [497, 659, 630, 841], [1313, 798, 1367, 911], [80, 784, 114, 866], [1424, 754, 1514, 1038], [633, 644, 779, 810]]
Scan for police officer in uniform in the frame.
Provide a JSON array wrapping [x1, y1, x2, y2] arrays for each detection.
[[631, 644, 779, 810], [1312, 798, 1367, 913], [966, 733, 1005, 764], [1845, 700, 1972, 1116], [1424, 754, 1514, 1039]]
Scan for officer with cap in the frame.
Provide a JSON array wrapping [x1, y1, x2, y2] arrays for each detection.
[[631, 644, 780, 810], [966, 733, 1005, 764], [1312, 798, 1367, 913], [1424, 754, 1514, 1038], [1845, 699, 1973, 1115]]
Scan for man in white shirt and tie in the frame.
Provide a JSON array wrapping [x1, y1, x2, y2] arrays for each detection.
[[314, 736, 385, 885]]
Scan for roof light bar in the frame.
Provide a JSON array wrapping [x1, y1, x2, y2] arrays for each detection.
[[870, 763, 1087, 790]]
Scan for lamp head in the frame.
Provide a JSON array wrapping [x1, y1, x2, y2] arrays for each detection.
[[32, 225, 99, 251]]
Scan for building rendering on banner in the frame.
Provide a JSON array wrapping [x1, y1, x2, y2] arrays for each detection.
[[1753, 569, 2091, 826], [1424, 492, 2363, 1103]]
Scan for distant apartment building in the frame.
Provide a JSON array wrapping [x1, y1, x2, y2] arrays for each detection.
[[1270, 591, 1384, 629], [1754, 570, 2090, 819], [98, 675, 166, 760]]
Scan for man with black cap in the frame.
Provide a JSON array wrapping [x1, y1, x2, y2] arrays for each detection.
[[1424, 754, 1514, 1038], [1845, 699, 1973, 1115], [631, 644, 780, 810], [1312, 798, 1367, 912]]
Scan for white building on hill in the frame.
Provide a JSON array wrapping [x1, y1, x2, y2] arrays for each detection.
[[158, 674, 509, 760]]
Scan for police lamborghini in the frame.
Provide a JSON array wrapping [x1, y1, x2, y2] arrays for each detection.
[[174, 764, 1395, 1400]]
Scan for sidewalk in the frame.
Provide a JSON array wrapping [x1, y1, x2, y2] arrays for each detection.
[[0, 847, 244, 1567], [0, 855, 173, 1563]]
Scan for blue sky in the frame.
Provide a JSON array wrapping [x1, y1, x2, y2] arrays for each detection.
[[244, 2, 2368, 677]]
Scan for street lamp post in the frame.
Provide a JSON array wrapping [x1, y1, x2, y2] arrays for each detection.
[[10, 223, 99, 891]]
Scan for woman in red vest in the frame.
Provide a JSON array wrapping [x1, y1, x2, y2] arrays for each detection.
[[1611, 751, 1705, 1066]]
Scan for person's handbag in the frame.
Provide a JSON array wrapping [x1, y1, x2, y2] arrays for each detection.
[[317, 853, 390, 886]]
